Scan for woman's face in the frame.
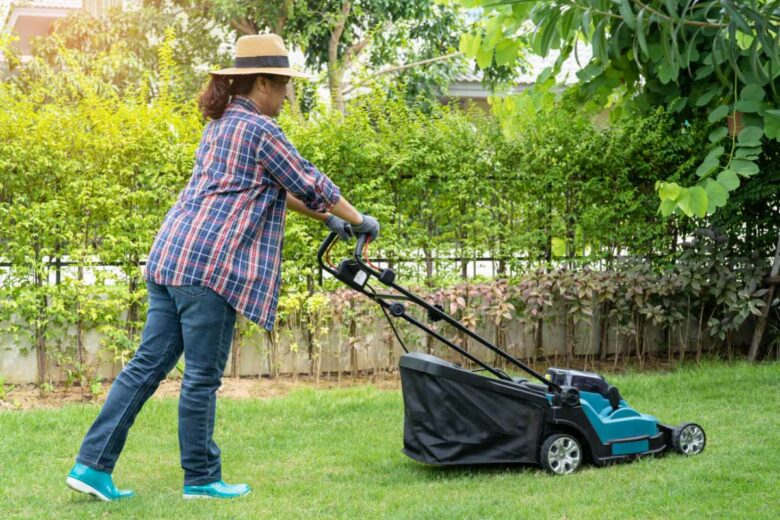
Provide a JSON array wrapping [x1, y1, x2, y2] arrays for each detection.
[[252, 75, 291, 118]]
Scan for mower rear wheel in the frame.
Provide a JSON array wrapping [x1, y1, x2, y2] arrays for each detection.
[[541, 433, 582, 475], [671, 423, 706, 456]]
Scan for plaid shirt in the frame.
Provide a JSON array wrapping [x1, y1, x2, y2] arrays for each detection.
[[143, 95, 341, 330]]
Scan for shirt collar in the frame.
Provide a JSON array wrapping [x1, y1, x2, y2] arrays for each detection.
[[231, 95, 263, 115]]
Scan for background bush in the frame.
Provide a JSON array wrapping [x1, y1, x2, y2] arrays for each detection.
[[1, 43, 777, 385]]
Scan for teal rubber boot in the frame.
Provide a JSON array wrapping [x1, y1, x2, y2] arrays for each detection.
[[182, 480, 251, 500], [66, 462, 135, 502]]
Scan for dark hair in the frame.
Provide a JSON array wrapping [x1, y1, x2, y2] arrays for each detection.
[[198, 73, 287, 120]]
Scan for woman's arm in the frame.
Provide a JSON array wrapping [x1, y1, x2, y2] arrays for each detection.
[[286, 192, 363, 225], [286, 192, 328, 221]]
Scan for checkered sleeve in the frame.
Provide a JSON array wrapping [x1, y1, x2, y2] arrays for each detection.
[[256, 127, 342, 213]]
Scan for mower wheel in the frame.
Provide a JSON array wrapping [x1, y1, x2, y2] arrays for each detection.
[[541, 433, 582, 475], [671, 423, 706, 456]]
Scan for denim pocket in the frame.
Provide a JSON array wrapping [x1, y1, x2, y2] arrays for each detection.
[[169, 284, 210, 299]]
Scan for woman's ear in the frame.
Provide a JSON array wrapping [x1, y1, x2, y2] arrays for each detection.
[[254, 75, 267, 94]]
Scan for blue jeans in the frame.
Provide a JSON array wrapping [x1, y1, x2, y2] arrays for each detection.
[[75, 280, 237, 486]]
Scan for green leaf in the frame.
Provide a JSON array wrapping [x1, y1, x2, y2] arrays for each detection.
[[537, 10, 561, 57], [764, 109, 780, 140], [695, 160, 719, 178], [721, 2, 753, 34], [704, 178, 728, 208], [688, 186, 708, 218], [676, 189, 693, 217], [657, 62, 677, 84], [732, 159, 760, 177], [717, 169, 740, 191], [669, 97, 686, 113], [560, 9, 576, 38], [618, 0, 636, 30], [695, 65, 714, 80], [737, 126, 763, 145], [648, 43, 664, 63], [735, 99, 761, 113], [696, 89, 719, 107], [592, 18, 608, 63], [741, 84, 766, 102], [636, 8, 649, 57], [576, 61, 606, 83], [736, 33, 755, 51], [706, 145, 725, 163], [708, 105, 730, 123], [476, 45, 493, 69], [537, 66, 553, 83], [659, 199, 676, 217], [708, 127, 728, 143], [580, 8, 592, 37], [494, 39, 520, 66], [484, 16, 503, 48], [734, 146, 762, 159], [658, 181, 681, 201], [460, 33, 481, 57]]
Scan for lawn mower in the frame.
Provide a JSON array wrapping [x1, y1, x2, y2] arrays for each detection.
[[317, 232, 706, 475]]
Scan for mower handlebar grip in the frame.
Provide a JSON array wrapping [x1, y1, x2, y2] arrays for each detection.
[[355, 233, 369, 259]]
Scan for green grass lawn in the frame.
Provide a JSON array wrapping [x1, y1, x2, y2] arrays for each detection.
[[0, 361, 778, 519]]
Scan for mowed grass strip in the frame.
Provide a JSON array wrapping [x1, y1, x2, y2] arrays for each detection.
[[0, 361, 778, 519]]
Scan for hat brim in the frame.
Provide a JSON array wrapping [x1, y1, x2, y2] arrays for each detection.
[[208, 67, 314, 80]]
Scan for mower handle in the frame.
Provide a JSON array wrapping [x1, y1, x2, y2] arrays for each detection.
[[316, 231, 379, 276], [315, 231, 560, 391], [355, 233, 378, 269]]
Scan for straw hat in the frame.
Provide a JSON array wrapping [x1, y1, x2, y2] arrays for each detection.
[[209, 34, 313, 79]]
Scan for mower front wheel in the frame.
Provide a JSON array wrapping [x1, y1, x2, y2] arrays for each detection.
[[540, 433, 582, 475]]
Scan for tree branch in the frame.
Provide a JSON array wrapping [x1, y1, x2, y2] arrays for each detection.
[[342, 51, 464, 95], [631, 0, 727, 29], [230, 18, 258, 36], [342, 35, 371, 68], [329, 1, 352, 68], [273, 0, 292, 35], [523, 0, 729, 29]]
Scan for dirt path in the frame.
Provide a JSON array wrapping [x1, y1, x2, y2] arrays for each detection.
[[0, 373, 402, 411]]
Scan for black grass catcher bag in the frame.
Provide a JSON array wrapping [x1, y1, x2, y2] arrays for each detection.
[[399, 352, 549, 465]]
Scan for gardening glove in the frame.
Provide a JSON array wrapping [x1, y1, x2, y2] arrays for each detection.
[[352, 213, 380, 241], [324, 214, 355, 242]]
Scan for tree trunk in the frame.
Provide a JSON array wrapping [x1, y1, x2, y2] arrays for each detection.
[[264, 329, 275, 379], [77, 263, 86, 391], [306, 274, 315, 377], [534, 318, 544, 361], [327, 2, 351, 113], [285, 82, 298, 112], [599, 303, 610, 361], [125, 260, 140, 348], [328, 65, 346, 113], [33, 242, 48, 385], [349, 315, 358, 381]]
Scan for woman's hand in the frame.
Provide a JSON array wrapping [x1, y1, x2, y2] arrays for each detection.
[[324, 215, 355, 242], [352, 214, 380, 241]]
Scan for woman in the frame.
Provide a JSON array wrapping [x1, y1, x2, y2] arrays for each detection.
[[66, 34, 379, 501]]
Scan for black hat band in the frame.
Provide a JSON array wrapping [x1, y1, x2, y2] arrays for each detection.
[[234, 56, 290, 68]]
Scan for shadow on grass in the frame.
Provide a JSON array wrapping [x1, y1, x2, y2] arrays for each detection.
[[409, 461, 541, 479]]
